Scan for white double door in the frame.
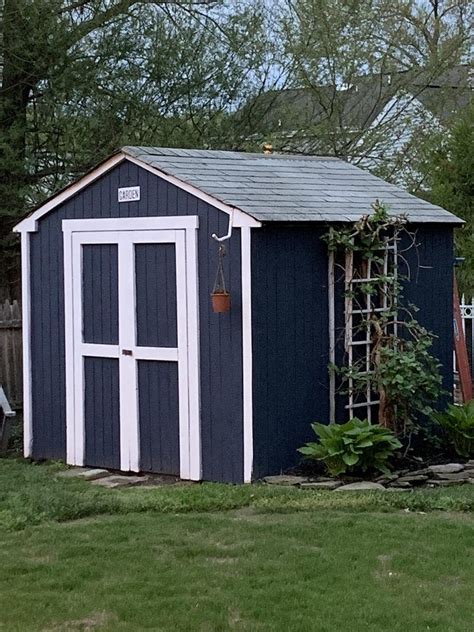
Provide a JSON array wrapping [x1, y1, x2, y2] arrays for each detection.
[[63, 217, 201, 479]]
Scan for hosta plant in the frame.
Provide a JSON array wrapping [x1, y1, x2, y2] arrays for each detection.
[[298, 418, 402, 477], [433, 400, 474, 458]]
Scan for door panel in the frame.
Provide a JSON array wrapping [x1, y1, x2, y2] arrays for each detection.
[[84, 356, 120, 469], [134, 239, 180, 474], [82, 244, 119, 345], [135, 243, 177, 348], [138, 360, 180, 474]]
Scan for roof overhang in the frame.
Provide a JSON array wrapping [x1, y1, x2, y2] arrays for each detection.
[[13, 151, 261, 233]]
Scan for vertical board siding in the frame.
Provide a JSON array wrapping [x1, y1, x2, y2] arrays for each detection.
[[138, 360, 180, 474], [135, 243, 177, 348], [400, 226, 454, 405], [30, 160, 244, 481], [251, 225, 330, 479], [82, 244, 119, 345], [84, 356, 120, 469], [199, 207, 243, 483]]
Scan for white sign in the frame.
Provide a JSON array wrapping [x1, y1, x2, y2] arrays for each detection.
[[118, 186, 140, 203]]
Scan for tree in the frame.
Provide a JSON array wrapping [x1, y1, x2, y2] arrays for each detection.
[[418, 102, 474, 295], [0, 0, 279, 298], [253, 0, 472, 183]]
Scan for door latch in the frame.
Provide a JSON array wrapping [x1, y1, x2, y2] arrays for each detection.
[[121, 349, 133, 356]]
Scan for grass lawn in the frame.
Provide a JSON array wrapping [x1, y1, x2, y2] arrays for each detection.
[[0, 459, 473, 631]]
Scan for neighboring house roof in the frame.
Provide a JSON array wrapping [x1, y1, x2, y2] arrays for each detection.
[[14, 146, 463, 231], [246, 65, 472, 135]]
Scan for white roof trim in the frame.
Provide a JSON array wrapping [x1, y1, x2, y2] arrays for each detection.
[[13, 152, 261, 233], [124, 154, 260, 228], [14, 154, 125, 233]]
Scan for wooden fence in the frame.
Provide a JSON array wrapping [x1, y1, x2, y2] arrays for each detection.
[[0, 300, 22, 409]]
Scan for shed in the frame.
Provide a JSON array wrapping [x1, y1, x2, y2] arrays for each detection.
[[13, 147, 463, 483]]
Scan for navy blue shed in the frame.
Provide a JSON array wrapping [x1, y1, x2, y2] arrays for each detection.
[[14, 147, 463, 483]]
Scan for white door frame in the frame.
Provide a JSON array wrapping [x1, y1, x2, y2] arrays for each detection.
[[63, 216, 201, 480]]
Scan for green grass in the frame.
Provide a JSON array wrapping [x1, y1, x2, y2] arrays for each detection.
[[0, 459, 474, 630]]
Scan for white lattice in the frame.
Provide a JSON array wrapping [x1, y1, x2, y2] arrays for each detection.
[[456, 296, 474, 382], [343, 239, 398, 422]]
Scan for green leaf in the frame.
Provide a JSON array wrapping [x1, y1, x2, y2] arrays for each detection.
[[342, 452, 359, 466]]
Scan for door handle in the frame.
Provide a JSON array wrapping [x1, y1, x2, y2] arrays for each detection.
[[121, 349, 133, 356]]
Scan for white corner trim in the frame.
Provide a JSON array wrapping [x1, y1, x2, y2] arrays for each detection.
[[13, 154, 126, 233], [241, 226, 253, 483], [20, 232, 33, 457], [13, 152, 261, 234], [63, 227, 76, 463], [185, 224, 202, 481]]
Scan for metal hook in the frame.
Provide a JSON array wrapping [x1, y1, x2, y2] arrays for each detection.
[[211, 209, 234, 243]]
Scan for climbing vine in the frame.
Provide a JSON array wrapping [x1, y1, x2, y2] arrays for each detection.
[[326, 202, 443, 435]]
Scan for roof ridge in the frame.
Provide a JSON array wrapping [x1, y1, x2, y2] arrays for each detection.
[[122, 146, 341, 162]]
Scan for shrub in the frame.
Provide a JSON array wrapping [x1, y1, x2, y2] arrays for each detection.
[[433, 400, 474, 458], [298, 418, 401, 477]]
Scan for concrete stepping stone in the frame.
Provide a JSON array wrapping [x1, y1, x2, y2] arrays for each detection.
[[428, 463, 464, 474], [91, 475, 148, 488], [57, 468, 110, 481], [397, 474, 429, 485], [433, 471, 471, 481]]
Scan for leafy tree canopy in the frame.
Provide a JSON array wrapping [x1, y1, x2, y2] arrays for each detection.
[[419, 102, 474, 295]]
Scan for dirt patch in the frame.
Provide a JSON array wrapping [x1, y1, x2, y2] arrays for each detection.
[[229, 507, 292, 524], [43, 611, 117, 631], [374, 553, 400, 580], [206, 556, 238, 565]]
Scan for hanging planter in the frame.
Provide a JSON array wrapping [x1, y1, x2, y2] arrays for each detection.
[[211, 291, 231, 313], [211, 244, 231, 313]]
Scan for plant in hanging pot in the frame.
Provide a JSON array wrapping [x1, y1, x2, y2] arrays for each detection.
[[211, 243, 231, 313]]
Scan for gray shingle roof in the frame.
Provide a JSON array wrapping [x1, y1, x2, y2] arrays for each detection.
[[122, 146, 462, 224]]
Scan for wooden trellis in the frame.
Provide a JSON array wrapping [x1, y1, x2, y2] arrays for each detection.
[[329, 235, 398, 423]]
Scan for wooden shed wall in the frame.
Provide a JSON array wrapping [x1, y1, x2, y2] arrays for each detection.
[[250, 223, 454, 479], [29, 160, 244, 483], [401, 225, 454, 403], [251, 225, 330, 479]]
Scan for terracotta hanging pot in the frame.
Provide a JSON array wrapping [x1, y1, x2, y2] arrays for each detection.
[[211, 291, 231, 313]]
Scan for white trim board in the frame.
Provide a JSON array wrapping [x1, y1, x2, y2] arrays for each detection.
[[20, 232, 33, 457], [63, 216, 201, 480], [13, 153, 261, 233], [241, 226, 254, 482], [14, 154, 126, 233], [62, 216, 199, 233]]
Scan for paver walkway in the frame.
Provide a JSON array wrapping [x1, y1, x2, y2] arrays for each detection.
[[57, 467, 182, 488]]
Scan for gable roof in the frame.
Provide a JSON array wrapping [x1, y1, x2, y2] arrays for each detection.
[[122, 146, 462, 224], [243, 64, 472, 134], [14, 146, 462, 232]]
